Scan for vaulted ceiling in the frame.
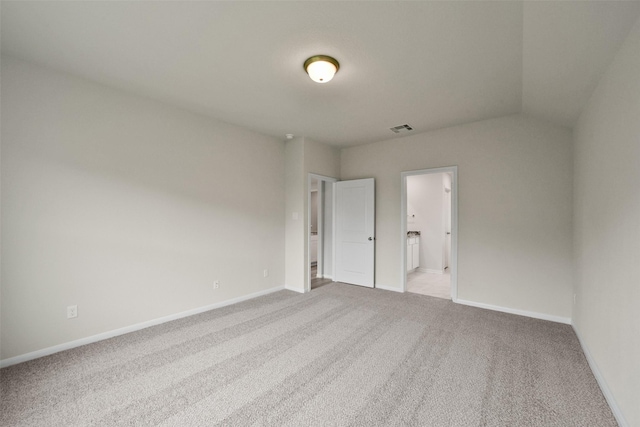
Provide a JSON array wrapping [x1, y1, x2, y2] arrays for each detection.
[[2, 1, 639, 147]]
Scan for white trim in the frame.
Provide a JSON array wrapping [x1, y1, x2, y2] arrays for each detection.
[[375, 284, 403, 293], [0, 286, 285, 369], [317, 182, 324, 279], [284, 285, 305, 294], [455, 298, 571, 325], [573, 326, 629, 427], [401, 166, 458, 300], [332, 181, 337, 284]]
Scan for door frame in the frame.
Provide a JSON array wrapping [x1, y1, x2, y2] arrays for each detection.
[[400, 166, 458, 300], [443, 185, 452, 270], [307, 173, 338, 293]]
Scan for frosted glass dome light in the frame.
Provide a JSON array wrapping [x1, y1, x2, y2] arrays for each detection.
[[304, 55, 340, 83]]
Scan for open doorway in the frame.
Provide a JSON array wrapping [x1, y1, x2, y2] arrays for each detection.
[[308, 174, 337, 291], [401, 167, 458, 300]]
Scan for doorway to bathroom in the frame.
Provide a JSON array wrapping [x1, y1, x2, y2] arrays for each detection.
[[309, 174, 337, 291], [401, 167, 458, 300]]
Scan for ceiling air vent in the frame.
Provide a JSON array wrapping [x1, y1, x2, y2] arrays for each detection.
[[390, 124, 413, 134]]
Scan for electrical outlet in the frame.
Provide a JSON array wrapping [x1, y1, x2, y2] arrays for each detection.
[[67, 305, 78, 319], [213, 280, 220, 290], [263, 269, 269, 278]]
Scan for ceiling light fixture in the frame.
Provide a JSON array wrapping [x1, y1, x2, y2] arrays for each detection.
[[303, 55, 340, 83]]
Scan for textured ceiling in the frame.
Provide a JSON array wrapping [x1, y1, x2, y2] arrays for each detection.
[[2, 1, 639, 147]]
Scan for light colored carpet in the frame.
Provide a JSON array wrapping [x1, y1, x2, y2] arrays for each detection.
[[0, 283, 616, 426]]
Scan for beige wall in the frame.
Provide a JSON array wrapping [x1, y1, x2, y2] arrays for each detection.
[[341, 114, 573, 319], [304, 138, 341, 180], [1, 56, 286, 360], [573, 17, 640, 427], [284, 138, 305, 292], [284, 138, 340, 292]]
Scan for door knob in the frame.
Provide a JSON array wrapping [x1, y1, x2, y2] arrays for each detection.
[[368, 237, 374, 241]]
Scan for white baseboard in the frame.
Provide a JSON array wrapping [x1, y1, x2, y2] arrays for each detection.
[[0, 285, 285, 369], [375, 284, 403, 293], [455, 298, 571, 325], [573, 326, 629, 427], [284, 285, 305, 294]]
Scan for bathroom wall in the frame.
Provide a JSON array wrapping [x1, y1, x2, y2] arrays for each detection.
[[407, 173, 445, 273]]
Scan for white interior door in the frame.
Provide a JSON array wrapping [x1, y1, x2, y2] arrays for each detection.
[[335, 178, 375, 287]]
